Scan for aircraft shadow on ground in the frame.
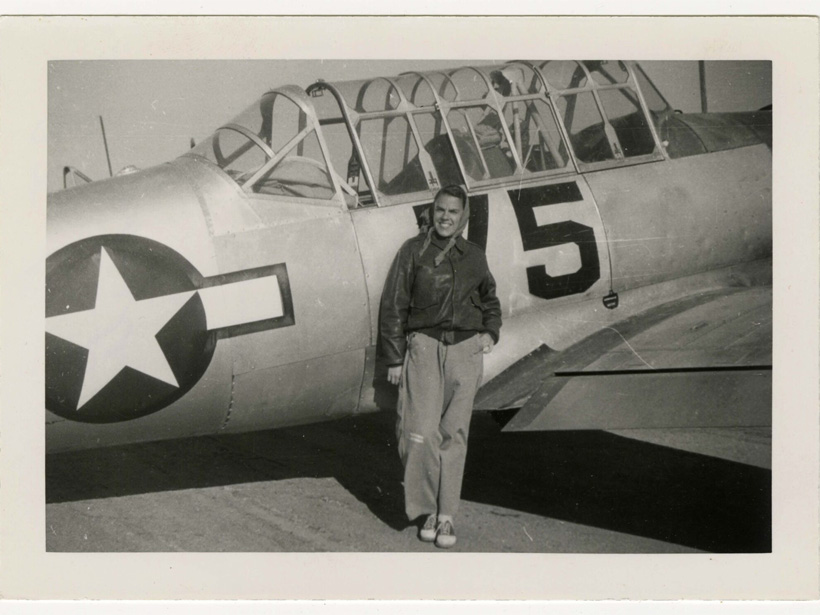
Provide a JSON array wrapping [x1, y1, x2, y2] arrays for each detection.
[[46, 410, 771, 553]]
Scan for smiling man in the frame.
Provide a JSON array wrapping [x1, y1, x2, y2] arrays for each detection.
[[380, 184, 502, 549]]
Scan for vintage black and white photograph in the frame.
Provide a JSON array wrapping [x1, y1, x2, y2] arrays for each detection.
[[44, 57, 774, 555], [1, 15, 818, 601]]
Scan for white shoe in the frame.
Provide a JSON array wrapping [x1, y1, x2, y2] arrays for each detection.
[[419, 515, 437, 542], [435, 519, 456, 549]]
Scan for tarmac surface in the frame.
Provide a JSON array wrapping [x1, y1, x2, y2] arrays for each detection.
[[46, 410, 771, 553]]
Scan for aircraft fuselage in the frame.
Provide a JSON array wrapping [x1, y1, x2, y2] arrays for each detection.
[[45, 61, 772, 452]]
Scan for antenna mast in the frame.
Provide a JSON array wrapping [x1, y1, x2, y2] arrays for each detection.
[[99, 116, 113, 177]]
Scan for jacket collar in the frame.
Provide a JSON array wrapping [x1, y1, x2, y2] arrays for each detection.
[[429, 232, 467, 253]]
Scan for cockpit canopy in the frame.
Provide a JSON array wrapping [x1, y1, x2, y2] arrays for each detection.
[[184, 61, 682, 208]]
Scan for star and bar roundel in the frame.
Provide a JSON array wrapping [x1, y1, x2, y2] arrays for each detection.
[[46, 235, 294, 423]]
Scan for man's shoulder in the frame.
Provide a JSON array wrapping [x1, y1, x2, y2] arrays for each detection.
[[392, 233, 426, 259], [460, 237, 488, 257], [399, 233, 427, 251]]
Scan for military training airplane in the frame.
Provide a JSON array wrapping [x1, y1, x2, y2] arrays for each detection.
[[46, 60, 772, 454]]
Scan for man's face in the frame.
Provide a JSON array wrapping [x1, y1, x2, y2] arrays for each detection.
[[433, 193, 465, 238]]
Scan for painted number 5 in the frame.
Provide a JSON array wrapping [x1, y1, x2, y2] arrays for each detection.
[[508, 183, 601, 300]]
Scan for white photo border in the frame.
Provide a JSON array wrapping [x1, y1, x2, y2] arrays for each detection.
[[0, 15, 817, 601]]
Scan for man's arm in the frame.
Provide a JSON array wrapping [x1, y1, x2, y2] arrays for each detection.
[[478, 258, 502, 345], [379, 242, 415, 367]]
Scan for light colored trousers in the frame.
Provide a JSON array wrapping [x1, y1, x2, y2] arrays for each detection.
[[397, 332, 484, 521]]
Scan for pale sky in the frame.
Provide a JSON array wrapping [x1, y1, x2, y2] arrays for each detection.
[[48, 60, 771, 192]]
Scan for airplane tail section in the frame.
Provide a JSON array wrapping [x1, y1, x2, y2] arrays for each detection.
[[474, 286, 772, 432]]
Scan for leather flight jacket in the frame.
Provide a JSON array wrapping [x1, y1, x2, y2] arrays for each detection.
[[380, 232, 502, 366]]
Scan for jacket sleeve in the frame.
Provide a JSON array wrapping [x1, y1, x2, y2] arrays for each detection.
[[478, 257, 502, 344], [379, 241, 415, 366]]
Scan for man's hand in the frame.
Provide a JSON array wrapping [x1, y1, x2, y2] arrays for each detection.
[[387, 365, 403, 386], [479, 332, 495, 354]]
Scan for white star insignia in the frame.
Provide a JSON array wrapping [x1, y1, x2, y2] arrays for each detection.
[[46, 247, 194, 410]]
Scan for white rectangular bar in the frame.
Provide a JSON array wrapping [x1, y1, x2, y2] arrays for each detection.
[[198, 275, 283, 331]]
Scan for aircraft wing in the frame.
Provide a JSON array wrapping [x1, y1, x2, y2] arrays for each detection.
[[475, 285, 772, 432]]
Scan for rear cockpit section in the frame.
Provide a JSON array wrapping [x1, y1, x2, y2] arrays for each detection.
[[541, 61, 664, 168]]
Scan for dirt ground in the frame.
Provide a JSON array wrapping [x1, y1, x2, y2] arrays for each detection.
[[46, 410, 771, 553]]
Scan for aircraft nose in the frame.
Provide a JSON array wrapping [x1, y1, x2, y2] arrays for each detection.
[[47, 161, 215, 262]]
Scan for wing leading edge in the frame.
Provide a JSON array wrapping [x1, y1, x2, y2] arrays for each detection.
[[475, 286, 772, 432]]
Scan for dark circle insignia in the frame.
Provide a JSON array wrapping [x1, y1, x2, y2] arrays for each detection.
[[46, 235, 216, 423]]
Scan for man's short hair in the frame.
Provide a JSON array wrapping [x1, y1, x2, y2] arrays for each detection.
[[434, 185, 468, 208]]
